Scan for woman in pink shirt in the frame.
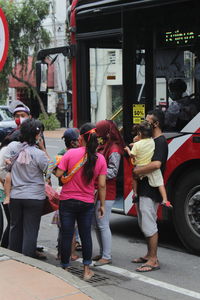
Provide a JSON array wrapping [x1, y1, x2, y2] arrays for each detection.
[[54, 123, 107, 280]]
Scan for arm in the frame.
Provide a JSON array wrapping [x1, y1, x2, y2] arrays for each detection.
[[107, 152, 121, 179], [54, 167, 65, 178], [37, 136, 50, 159], [97, 174, 106, 218], [124, 146, 133, 157], [133, 160, 161, 176]]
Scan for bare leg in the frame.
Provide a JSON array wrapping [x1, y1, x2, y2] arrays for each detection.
[[71, 232, 79, 261], [132, 178, 138, 196], [136, 232, 160, 271], [159, 186, 172, 207], [83, 264, 94, 280], [159, 185, 168, 203]]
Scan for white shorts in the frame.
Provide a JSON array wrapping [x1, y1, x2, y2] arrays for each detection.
[[136, 196, 159, 237]]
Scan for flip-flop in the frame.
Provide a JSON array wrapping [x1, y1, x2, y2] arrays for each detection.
[[92, 255, 102, 261], [136, 264, 160, 272], [131, 257, 148, 263], [71, 255, 79, 261], [75, 242, 82, 251]]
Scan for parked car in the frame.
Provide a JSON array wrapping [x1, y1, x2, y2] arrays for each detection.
[[0, 105, 17, 143]]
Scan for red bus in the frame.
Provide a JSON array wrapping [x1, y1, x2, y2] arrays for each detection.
[[37, 0, 200, 255]]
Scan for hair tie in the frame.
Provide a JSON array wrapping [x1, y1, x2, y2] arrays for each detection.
[[82, 128, 96, 142]]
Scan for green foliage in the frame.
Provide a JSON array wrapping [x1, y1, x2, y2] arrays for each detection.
[[0, 0, 51, 95], [38, 113, 61, 131]]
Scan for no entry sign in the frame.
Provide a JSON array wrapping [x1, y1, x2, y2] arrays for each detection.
[[0, 8, 9, 71]]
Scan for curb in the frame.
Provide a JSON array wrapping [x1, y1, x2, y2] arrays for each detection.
[[0, 247, 113, 300]]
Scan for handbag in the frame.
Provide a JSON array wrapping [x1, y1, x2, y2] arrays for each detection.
[[42, 183, 59, 215]]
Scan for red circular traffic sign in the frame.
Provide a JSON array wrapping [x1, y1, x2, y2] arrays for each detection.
[[0, 7, 9, 71]]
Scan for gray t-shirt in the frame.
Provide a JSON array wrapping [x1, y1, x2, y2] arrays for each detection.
[[5, 141, 48, 200]]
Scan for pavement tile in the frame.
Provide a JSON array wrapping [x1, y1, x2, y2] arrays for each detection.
[[0, 260, 89, 300]]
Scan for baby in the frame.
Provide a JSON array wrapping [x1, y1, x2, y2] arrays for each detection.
[[125, 121, 171, 207]]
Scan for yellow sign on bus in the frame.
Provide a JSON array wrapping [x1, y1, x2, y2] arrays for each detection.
[[133, 104, 145, 124]]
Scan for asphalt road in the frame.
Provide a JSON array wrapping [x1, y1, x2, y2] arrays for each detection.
[[38, 137, 200, 300]]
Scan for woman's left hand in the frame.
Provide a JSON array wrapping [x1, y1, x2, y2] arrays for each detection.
[[98, 206, 105, 218]]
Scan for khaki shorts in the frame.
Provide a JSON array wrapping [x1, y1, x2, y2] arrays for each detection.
[[136, 196, 159, 237]]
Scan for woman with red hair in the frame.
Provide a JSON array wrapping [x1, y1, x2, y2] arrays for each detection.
[[93, 120, 124, 266]]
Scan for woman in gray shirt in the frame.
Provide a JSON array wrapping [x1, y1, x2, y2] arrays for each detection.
[[7, 119, 48, 258]]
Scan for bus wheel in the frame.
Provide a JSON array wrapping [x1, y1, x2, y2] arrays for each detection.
[[173, 170, 200, 255]]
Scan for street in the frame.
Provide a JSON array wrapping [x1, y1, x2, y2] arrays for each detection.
[[38, 137, 200, 300]]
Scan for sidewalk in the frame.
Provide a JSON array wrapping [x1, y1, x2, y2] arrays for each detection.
[[0, 247, 113, 300], [44, 128, 66, 139]]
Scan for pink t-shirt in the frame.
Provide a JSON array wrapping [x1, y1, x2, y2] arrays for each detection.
[[58, 146, 107, 203]]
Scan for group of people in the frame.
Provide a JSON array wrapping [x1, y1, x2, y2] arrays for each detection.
[[0, 100, 170, 279]]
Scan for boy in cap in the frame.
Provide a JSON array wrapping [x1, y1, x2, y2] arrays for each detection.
[[46, 128, 79, 177], [13, 104, 31, 126]]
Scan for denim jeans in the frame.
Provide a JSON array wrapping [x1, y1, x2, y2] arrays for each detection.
[[59, 199, 94, 268], [93, 200, 114, 260]]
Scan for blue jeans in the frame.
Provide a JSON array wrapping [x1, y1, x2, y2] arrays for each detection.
[[59, 199, 94, 268], [94, 200, 114, 260]]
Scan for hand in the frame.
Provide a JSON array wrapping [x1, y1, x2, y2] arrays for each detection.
[[37, 137, 45, 150], [46, 178, 52, 185], [124, 146, 130, 152], [98, 206, 105, 218], [129, 143, 134, 148], [5, 159, 11, 165], [3, 197, 10, 205]]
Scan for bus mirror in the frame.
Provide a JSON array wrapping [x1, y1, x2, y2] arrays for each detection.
[[36, 61, 48, 93]]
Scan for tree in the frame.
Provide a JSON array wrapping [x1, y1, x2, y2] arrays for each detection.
[[0, 0, 51, 117]]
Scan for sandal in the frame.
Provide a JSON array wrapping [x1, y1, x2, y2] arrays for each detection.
[[75, 242, 82, 251], [35, 250, 47, 260], [131, 257, 148, 263], [71, 254, 79, 261], [92, 255, 102, 261], [136, 263, 160, 272]]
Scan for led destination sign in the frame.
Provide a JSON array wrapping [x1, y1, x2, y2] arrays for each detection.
[[164, 29, 200, 46]]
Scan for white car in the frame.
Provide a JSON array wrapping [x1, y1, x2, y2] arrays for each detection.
[[0, 106, 17, 142]]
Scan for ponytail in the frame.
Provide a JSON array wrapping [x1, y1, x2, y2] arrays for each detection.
[[80, 123, 98, 184]]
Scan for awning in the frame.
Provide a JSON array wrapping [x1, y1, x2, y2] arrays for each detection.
[[9, 56, 54, 89]]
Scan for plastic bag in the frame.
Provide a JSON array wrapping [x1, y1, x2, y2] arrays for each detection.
[[42, 183, 59, 215]]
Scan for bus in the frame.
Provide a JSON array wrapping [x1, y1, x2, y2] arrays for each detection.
[[37, 0, 200, 255]]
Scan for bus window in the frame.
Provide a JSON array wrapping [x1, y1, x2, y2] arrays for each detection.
[[157, 50, 200, 132], [156, 78, 167, 111], [136, 50, 145, 104], [89, 48, 123, 126]]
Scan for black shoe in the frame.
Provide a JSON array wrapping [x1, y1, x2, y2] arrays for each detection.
[[36, 246, 44, 252]]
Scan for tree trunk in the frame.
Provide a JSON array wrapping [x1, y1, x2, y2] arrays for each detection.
[[11, 72, 48, 119]]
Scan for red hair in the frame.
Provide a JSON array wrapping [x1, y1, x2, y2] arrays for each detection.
[[96, 120, 124, 161]]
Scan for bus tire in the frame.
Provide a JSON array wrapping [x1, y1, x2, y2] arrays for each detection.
[[173, 169, 200, 255]]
